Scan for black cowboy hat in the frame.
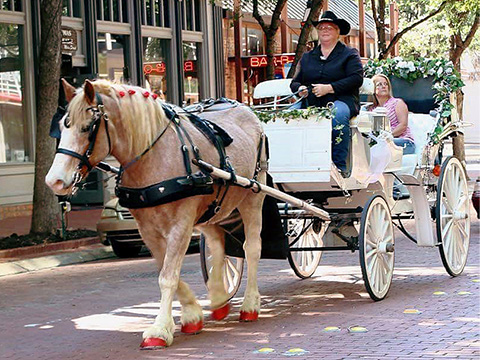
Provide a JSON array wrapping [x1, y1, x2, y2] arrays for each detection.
[[313, 10, 351, 36]]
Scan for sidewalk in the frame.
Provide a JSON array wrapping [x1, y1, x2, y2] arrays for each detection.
[[0, 206, 111, 277]]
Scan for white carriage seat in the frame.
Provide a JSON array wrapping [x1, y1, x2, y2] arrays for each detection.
[[350, 78, 375, 128], [253, 79, 293, 110], [399, 112, 438, 174]]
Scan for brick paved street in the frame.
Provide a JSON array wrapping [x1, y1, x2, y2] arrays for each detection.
[[0, 214, 478, 359]]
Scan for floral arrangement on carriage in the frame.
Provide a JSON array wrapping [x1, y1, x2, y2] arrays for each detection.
[[363, 57, 465, 144]]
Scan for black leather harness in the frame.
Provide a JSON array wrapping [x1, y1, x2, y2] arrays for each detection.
[[115, 104, 236, 213], [58, 93, 263, 223]]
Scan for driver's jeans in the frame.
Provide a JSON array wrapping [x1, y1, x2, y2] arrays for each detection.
[[331, 100, 351, 172]]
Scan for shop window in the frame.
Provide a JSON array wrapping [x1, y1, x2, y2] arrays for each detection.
[[143, 37, 169, 101], [96, 0, 127, 22], [290, 34, 299, 53], [142, 0, 169, 28], [243, 27, 264, 56], [62, 0, 81, 17], [183, 42, 201, 105], [182, 0, 201, 31], [97, 33, 130, 82], [1, 0, 21, 11], [0, 23, 28, 163]]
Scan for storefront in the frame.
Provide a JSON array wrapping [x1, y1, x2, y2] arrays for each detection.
[[0, 0, 224, 218]]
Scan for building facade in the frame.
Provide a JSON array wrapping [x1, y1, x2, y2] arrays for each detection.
[[222, 0, 378, 103], [0, 0, 224, 219]]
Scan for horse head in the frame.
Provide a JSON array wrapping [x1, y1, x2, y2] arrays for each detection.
[[45, 79, 118, 196]]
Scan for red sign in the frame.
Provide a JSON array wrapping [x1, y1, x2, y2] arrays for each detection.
[[249, 55, 295, 68], [143, 60, 197, 75], [184, 60, 195, 72], [143, 62, 166, 75]]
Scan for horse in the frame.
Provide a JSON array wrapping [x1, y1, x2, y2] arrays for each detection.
[[45, 79, 267, 349]]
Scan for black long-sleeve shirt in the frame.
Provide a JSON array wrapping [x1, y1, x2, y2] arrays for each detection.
[[290, 42, 363, 116]]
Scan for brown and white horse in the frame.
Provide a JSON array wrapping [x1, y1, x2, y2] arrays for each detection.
[[45, 79, 267, 348]]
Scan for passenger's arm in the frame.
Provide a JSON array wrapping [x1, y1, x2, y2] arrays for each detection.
[[392, 99, 409, 137]]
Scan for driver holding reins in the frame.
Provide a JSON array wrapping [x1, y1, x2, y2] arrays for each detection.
[[290, 11, 363, 175]]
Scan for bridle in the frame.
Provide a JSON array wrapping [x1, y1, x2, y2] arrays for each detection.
[[56, 92, 112, 186]]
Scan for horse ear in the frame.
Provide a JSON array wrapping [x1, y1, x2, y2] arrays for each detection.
[[84, 79, 96, 105], [61, 78, 76, 103]]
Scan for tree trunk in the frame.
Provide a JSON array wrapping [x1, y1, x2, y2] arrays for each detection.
[[30, 0, 63, 234], [287, 0, 323, 78], [265, 34, 276, 80], [448, 9, 480, 171], [252, 0, 288, 80]]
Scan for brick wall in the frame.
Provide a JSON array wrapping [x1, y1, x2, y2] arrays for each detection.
[[0, 204, 33, 220]]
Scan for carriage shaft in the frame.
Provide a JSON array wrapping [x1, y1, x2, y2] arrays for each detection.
[[192, 159, 330, 221]]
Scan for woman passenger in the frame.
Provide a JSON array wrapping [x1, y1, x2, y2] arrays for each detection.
[[369, 74, 416, 154]]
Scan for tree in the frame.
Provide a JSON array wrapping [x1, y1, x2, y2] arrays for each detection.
[[371, 0, 450, 60], [251, 0, 288, 80], [446, 0, 480, 166], [30, 0, 63, 234], [287, 0, 324, 78]]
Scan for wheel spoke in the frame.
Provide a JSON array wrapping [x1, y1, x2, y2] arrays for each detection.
[[366, 248, 377, 260], [442, 219, 454, 240]]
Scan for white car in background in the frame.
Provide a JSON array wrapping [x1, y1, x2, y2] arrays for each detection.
[[97, 198, 200, 258]]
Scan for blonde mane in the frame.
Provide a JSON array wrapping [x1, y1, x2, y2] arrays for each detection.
[[68, 79, 170, 156]]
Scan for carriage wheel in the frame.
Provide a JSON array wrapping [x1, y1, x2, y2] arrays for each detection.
[[359, 195, 395, 301], [287, 218, 324, 279], [199, 235, 244, 300], [436, 156, 470, 277]]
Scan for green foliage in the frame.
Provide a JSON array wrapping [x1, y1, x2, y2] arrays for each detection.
[[254, 105, 343, 144], [364, 57, 464, 143], [254, 105, 334, 124]]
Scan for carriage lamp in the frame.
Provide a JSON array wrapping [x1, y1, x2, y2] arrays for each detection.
[[432, 164, 441, 177], [371, 107, 390, 133]]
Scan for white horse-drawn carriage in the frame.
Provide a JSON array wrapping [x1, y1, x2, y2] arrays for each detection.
[[46, 77, 470, 348], [199, 77, 471, 302]]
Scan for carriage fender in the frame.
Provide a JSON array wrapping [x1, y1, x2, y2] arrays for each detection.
[[396, 174, 436, 247]]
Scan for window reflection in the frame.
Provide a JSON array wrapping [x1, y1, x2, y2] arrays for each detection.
[[183, 42, 201, 105], [143, 37, 169, 100], [97, 33, 129, 82], [0, 23, 27, 163]]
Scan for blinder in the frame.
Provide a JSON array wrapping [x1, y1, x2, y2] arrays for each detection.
[[56, 92, 112, 174]]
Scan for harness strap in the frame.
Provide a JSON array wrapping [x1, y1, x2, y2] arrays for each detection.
[[56, 148, 93, 171]]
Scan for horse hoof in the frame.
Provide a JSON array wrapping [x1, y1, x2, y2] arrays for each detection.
[[140, 337, 167, 350], [211, 303, 230, 321], [239, 310, 259, 322], [181, 320, 203, 334]]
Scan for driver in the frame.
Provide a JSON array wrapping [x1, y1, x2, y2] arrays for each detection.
[[290, 11, 363, 174]]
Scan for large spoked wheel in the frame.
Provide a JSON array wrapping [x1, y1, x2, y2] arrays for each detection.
[[359, 195, 395, 301], [199, 235, 244, 300], [436, 156, 470, 277], [287, 218, 324, 279]]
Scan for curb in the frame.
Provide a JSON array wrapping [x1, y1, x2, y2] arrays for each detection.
[[0, 244, 116, 278], [0, 237, 101, 259]]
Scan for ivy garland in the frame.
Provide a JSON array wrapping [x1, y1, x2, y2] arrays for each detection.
[[364, 57, 464, 143], [254, 105, 342, 143]]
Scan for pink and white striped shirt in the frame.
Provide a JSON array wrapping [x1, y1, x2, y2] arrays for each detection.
[[377, 97, 414, 142]]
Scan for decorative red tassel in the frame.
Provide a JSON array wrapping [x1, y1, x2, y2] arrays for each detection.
[[152, 94, 158, 100], [118, 91, 126, 97], [143, 91, 150, 98], [128, 89, 136, 95]]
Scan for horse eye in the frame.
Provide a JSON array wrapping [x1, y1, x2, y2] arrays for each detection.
[[80, 124, 90, 133]]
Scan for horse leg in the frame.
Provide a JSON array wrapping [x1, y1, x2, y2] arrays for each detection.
[[237, 190, 266, 322], [141, 232, 191, 349], [201, 225, 231, 320], [176, 279, 204, 334]]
